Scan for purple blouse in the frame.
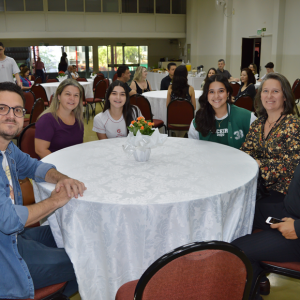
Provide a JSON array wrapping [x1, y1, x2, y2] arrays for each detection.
[[35, 113, 84, 153]]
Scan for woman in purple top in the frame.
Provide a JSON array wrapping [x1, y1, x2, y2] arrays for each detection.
[[35, 78, 84, 158]]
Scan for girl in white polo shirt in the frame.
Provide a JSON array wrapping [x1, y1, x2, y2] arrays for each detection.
[[93, 80, 141, 139]]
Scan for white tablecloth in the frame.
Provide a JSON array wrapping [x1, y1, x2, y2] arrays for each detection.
[[33, 138, 258, 300], [87, 78, 112, 85], [147, 72, 204, 91], [40, 81, 93, 100], [143, 90, 202, 124]]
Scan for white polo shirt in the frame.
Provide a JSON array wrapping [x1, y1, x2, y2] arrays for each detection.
[[0, 56, 20, 83]]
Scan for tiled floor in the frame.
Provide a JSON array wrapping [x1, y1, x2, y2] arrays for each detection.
[[70, 105, 300, 300]]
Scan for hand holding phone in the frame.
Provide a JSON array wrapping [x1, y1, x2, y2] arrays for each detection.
[[266, 217, 283, 225]]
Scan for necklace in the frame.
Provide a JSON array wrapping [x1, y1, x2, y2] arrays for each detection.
[[266, 115, 282, 128], [217, 118, 225, 128]]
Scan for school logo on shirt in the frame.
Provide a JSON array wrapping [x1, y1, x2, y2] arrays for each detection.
[[116, 128, 123, 137], [234, 130, 244, 140], [117, 129, 121, 133], [216, 128, 228, 137]]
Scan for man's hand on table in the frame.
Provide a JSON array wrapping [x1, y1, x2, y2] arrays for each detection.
[[55, 176, 86, 199], [45, 168, 87, 199], [50, 186, 72, 208], [271, 217, 298, 239]]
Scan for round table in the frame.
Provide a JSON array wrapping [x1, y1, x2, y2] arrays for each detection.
[[147, 72, 204, 90], [40, 81, 93, 100], [33, 138, 258, 300], [143, 90, 203, 124]]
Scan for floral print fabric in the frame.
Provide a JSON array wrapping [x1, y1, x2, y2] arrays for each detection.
[[241, 114, 300, 194]]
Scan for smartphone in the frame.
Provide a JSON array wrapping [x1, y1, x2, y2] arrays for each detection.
[[266, 217, 283, 225]]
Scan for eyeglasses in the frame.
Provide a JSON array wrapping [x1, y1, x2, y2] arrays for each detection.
[[0, 104, 26, 118]]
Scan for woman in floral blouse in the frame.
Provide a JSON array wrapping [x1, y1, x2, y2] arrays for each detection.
[[241, 73, 300, 202]]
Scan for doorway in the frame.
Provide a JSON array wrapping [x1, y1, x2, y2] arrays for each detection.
[[241, 38, 261, 76]]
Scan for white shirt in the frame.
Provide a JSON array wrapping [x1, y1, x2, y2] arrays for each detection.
[[93, 107, 141, 139], [0, 56, 20, 83], [188, 106, 257, 140], [1, 151, 14, 204]]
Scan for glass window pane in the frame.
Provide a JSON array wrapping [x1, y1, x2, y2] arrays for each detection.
[[103, 0, 118, 12], [0, 0, 4, 11], [26, 0, 43, 11], [107, 46, 112, 65], [48, 0, 65, 11], [172, 0, 186, 14], [139, 46, 148, 68], [156, 0, 170, 13], [67, 0, 83, 11], [98, 46, 108, 71], [6, 0, 24, 11], [34, 46, 62, 73], [114, 46, 123, 65], [122, 0, 137, 13], [124, 46, 139, 65], [139, 0, 153, 13], [64, 46, 88, 72], [85, 0, 101, 12]]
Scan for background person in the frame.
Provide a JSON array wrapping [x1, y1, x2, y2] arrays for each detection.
[[0, 82, 86, 299], [19, 66, 32, 91], [258, 62, 275, 82], [35, 57, 46, 83], [160, 62, 177, 90], [235, 68, 256, 101], [241, 73, 300, 202], [0, 42, 22, 88], [71, 65, 79, 79], [249, 63, 259, 80], [58, 57, 68, 72], [93, 80, 141, 139], [201, 67, 217, 89], [64, 65, 73, 79], [116, 64, 136, 96], [35, 79, 84, 159], [216, 59, 239, 82], [129, 66, 152, 94], [188, 74, 256, 149]]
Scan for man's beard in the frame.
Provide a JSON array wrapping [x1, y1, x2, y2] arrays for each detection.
[[0, 118, 22, 140]]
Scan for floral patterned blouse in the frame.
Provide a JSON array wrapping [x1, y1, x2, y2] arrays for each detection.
[[240, 114, 300, 194]]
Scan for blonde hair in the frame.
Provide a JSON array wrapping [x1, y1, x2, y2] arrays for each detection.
[[133, 66, 146, 82], [37, 78, 84, 128]]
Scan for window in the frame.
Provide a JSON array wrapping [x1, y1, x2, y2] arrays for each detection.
[[85, 0, 101, 12], [0, 0, 4, 11], [139, 0, 153, 13], [48, 0, 65, 11], [98, 46, 108, 71], [64, 46, 93, 72], [124, 46, 139, 65], [26, 0, 43, 11], [172, 0, 186, 14], [67, 0, 84, 12], [103, 0, 118, 12], [6, 0, 24, 11], [122, 0, 137, 13], [156, 0, 170, 14]]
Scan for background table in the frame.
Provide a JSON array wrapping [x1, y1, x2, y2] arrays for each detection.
[[33, 138, 258, 300], [40, 81, 93, 100], [143, 90, 202, 124], [147, 72, 204, 90]]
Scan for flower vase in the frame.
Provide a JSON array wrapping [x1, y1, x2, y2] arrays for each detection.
[[57, 76, 67, 82], [133, 148, 151, 162]]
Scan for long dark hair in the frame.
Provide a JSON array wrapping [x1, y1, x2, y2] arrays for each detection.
[[171, 65, 189, 98], [241, 68, 256, 85], [255, 73, 295, 117], [204, 67, 217, 86], [103, 80, 138, 130], [195, 74, 233, 137]]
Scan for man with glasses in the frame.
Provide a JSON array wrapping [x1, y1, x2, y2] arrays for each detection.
[[0, 42, 22, 88], [0, 82, 86, 299]]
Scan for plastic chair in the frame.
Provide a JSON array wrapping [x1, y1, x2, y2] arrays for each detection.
[[130, 94, 166, 132], [18, 122, 39, 159], [31, 84, 49, 107], [76, 77, 88, 82], [230, 81, 241, 97], [113, 73, 118, 82], [31, 75, 36, 81], [30, 98, 45, 124], [116, 241, 253, 300], [34, 76, 42, 84], [46, 78, 58, 83], [235, 95, 254, 112], [166, 99, 195, 136], [86, 80, 106, 123]]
